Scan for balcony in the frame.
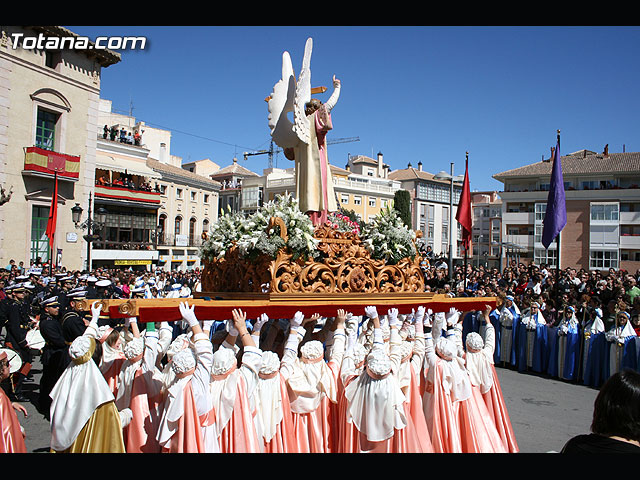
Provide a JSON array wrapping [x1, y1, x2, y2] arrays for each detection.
[[94, 184, 161, 206], [23, 146, 80, 181], [620, 235, 640, 249], [501, 212, 534, 225]]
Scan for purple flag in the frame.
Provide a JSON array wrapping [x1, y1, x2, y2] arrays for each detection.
[[542, 140, 566, 249]]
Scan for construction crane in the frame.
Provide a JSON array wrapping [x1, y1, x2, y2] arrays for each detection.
[[243, 137, 360, 168]]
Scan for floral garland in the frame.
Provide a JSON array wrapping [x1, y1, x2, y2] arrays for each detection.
[[359, 206, 417, 265]]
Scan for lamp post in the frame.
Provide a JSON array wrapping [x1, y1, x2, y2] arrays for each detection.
[[434, 163, 464, 281], [72, 192, 107, 272]]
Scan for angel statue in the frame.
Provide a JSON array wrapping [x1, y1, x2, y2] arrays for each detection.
[[267, 37, 341, 227]]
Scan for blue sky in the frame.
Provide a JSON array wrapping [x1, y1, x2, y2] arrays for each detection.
[[66, 25, 640, 192]]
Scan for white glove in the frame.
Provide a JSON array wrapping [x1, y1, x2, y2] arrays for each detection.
[[387, 308, 399, 327], [291, 311, 304, 328], [178, 301, 199, 328], [414, 306, 425, 324], [364, 306, 378, 320], [445, 308, 460, 326], [203, 319, 214, 332], [91, 301, 102, 323], [424, 309, 433, 327], [254, 313, 269, 332]]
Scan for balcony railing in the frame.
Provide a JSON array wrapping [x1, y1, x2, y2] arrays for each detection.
[[157, 233, 203, 248], [94, 184, 161, 205]]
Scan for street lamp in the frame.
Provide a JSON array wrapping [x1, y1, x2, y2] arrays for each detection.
[[434, 162, 464, 281], [72, 192, 107, 272]]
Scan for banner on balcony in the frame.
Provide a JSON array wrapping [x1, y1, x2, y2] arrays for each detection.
[[24, 147, 80, 179]]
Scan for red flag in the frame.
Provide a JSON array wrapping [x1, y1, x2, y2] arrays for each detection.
[[455, 155, 472, 250], [45, 172, 58, 249]]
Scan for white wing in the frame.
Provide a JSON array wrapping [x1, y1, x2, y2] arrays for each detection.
[[267, 51, 298, 149], [293, 37, 313, 146]]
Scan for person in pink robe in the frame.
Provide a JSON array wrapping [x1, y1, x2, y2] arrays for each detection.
[[393, 307, 434, 453], [115, 318, 162, 453], [0, 350, 27, 453], [423, 309, 507, 453], [156, 302, 213, 453], [97, 325, 126, 398], [249, 313, 298, 453], [341, 306, 425, 453], [335, 316, 368, 453], [464, 306, 519, 453], [205, 308, 263, 453], [280, 309, 346, 453]]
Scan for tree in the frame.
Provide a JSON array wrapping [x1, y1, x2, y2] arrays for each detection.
[[393, 189, 412, 228]]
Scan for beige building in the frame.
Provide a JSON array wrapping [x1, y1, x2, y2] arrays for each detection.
[[388, 162, 464, 259], [96, 98, 221, 272], [0, 26, 120, 271], [239, 153, 401, 222]]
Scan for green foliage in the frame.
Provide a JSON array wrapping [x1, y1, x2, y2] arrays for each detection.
[[393, 189, 412, 228]]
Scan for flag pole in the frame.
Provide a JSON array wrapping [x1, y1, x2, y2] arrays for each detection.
[[463, 151, 469, 293], [555, 130, 561, 311]]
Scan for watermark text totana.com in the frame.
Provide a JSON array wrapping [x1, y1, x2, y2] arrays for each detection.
[[10, 33, 147, 50]]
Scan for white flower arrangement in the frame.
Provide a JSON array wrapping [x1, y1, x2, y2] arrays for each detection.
[[200, 193, 318, 263], [359, 206, 417, 265]]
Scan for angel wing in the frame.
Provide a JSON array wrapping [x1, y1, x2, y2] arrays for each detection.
[[267, 38, 313, 149], [292, 37, 313, 146], [267, 50, 298, 149]]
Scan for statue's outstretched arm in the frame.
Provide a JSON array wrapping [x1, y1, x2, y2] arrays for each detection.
[[324, 75, 341, 112]]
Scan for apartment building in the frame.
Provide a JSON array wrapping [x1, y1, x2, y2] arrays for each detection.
[[340, 154, 401, 222], [388, 162, 463, 259], [0, 26, 120, 271], [210, 157, 259, 216], [97, 98, 220, 272], [493, 147, 640, 272], [471, 191, 502, 269]]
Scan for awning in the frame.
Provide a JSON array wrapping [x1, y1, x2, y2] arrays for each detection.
[[96, 154, 160, 179]]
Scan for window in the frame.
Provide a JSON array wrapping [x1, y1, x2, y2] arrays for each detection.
[[534, 248, 557, 267], [30, 205, 50, 262], [190, 191, 197, 201], [591, 203, 619, 221], [204, 194, 209, 203], [174, 216, 182, 236], [590, 250, 618, 269], [341, 193, 349, 204], [369, 197, 376, 208], [535, 203, 546, 221], [176, 188, 183, 200], [354, 195, 362, 206], [35, 108, 59, 150]]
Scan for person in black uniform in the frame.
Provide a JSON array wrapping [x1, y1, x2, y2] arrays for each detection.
[[0, 283, 15, 340], [60, 289, 88, 345], [38, 296, 69, 419], [85, 276, 99, 299], [4, 284, 35, 401], [57, 276, 75, 315]]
